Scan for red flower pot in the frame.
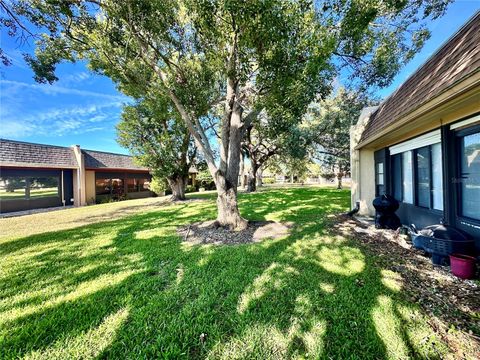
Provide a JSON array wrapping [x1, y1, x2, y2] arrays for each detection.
[[449, 254, 477, 279]]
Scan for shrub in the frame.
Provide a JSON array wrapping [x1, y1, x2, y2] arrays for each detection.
[[150, 177, 167, 195], [196, 170, 216, 190], [321, 172, 336, 182], [186, 185, 197, 193], [263, 177, 275, 184]]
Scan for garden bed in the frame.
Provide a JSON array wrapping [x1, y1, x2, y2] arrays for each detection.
[[178, 220, 293, 245], [332, 214, 480, 358]]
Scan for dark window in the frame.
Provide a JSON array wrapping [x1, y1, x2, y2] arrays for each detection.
[[416, 146, 431, 208], [95, 178, 112, 195], [127, 178, 150, 192], [0, 177, 27, 200], [96, 178, 125, 197], [376, 162, 384, 195], [111, 178, 124, 196], [392, 154, 402, 201], [393, 145, 442, 209], [0, 176, 59, 200], [139, 178, 150, 191], [29, 177, 60, 199], [459, 131, 480, 220], [127, 178, 138, 192]]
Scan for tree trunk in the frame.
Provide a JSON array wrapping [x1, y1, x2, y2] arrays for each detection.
[[139, 32, 247, 230], [167, 176, 187, 201], [239, 153, 246, 188], [247, 164, 258, 192], [214, 90, 248, 230], [336, 172, 343, 189], [215, 175, 248, 230], [256, 167, 263, 187], [290, 175, 294, 184]]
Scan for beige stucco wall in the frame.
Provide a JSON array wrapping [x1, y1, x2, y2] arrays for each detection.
[[350, 107, 377, 216], [357, 150, 375, 216], [85, 170, 96, 205]]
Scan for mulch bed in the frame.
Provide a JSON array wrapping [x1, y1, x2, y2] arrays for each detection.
[[330, 214, 480, 358], [177, 220, 293, 245]]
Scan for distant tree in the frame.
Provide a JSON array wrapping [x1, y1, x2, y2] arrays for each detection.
[[306, 162, 322, 183], [3, 178, 24, 192], [117, 97, 196, 201], [2, 0, 452, 228], [308, 88, 378, 189], [243, 115, 309, 192], [265, 154, 310, 184], [196, 170, 215, 190]]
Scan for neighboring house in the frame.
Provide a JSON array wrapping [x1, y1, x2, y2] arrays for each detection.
[[350, 12, 480, 249], [0, 139, 155, 213]]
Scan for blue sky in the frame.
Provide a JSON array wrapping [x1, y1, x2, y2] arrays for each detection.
[[0, 1, 478, 154]]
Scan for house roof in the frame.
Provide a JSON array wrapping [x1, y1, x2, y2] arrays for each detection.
[[0, 139, 149, 172], [82, 149, 148, 171], [360, 11, 480, 144], [0, 139, 78, 168]]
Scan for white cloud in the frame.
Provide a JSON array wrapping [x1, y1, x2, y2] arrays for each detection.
[[61, 71, 92, 84], [0, 122, 36, 138], [0, 79, 128, 101], [0, 102, 123, 138], [0, 79, 130, 138], [1, 49, 30, 70]]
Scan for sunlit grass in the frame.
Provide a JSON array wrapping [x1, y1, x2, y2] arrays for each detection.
[[0, 187, 451, 359]]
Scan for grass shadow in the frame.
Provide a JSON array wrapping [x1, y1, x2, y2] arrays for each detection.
[[0, 187, 449, 358]]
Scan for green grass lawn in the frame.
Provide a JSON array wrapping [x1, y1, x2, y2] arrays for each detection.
[[0, 187, 450, 359]]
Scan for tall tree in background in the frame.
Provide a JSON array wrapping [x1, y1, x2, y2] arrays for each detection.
[[117, 96, 196, 201], [308, 88, 378, 189], [1, 0, 451, 228], [243, 115, 309, 192], [265, 154, 311, 184]]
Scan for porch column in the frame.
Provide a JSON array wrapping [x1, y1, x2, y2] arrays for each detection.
[[71, 145, 87, 206]]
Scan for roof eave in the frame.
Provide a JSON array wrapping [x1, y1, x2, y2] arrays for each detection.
[[356, 71, 480, 150]]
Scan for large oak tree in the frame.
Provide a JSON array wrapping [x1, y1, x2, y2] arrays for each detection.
[[2, 0, 451, 229], [117, 96, 196, 201]]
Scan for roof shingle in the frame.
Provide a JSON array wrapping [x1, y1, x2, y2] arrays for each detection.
[[82, 150, 148, 170], [360, 12, 480, 144], [0, 139, 148, 171], [0, 139, 77, 168]]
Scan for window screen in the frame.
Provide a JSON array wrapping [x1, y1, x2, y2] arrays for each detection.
[[431, 143, 443, 210], [402, 151, 413, 204], [392, 154, 402, 201], [460, 131, 480, 220], [416, 147, 431, 208]]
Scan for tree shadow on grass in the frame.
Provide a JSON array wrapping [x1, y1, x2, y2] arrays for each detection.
[[0, 188, 447, 359]]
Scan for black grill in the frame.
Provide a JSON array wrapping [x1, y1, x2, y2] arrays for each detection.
[[372, 194, 401, 230]]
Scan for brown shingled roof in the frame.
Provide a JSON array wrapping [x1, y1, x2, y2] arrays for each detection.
[[0, 139, 77, 168], [0, 139, 148, 171], [360, 12, 480, 144], [82, 149, 148, 171]]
